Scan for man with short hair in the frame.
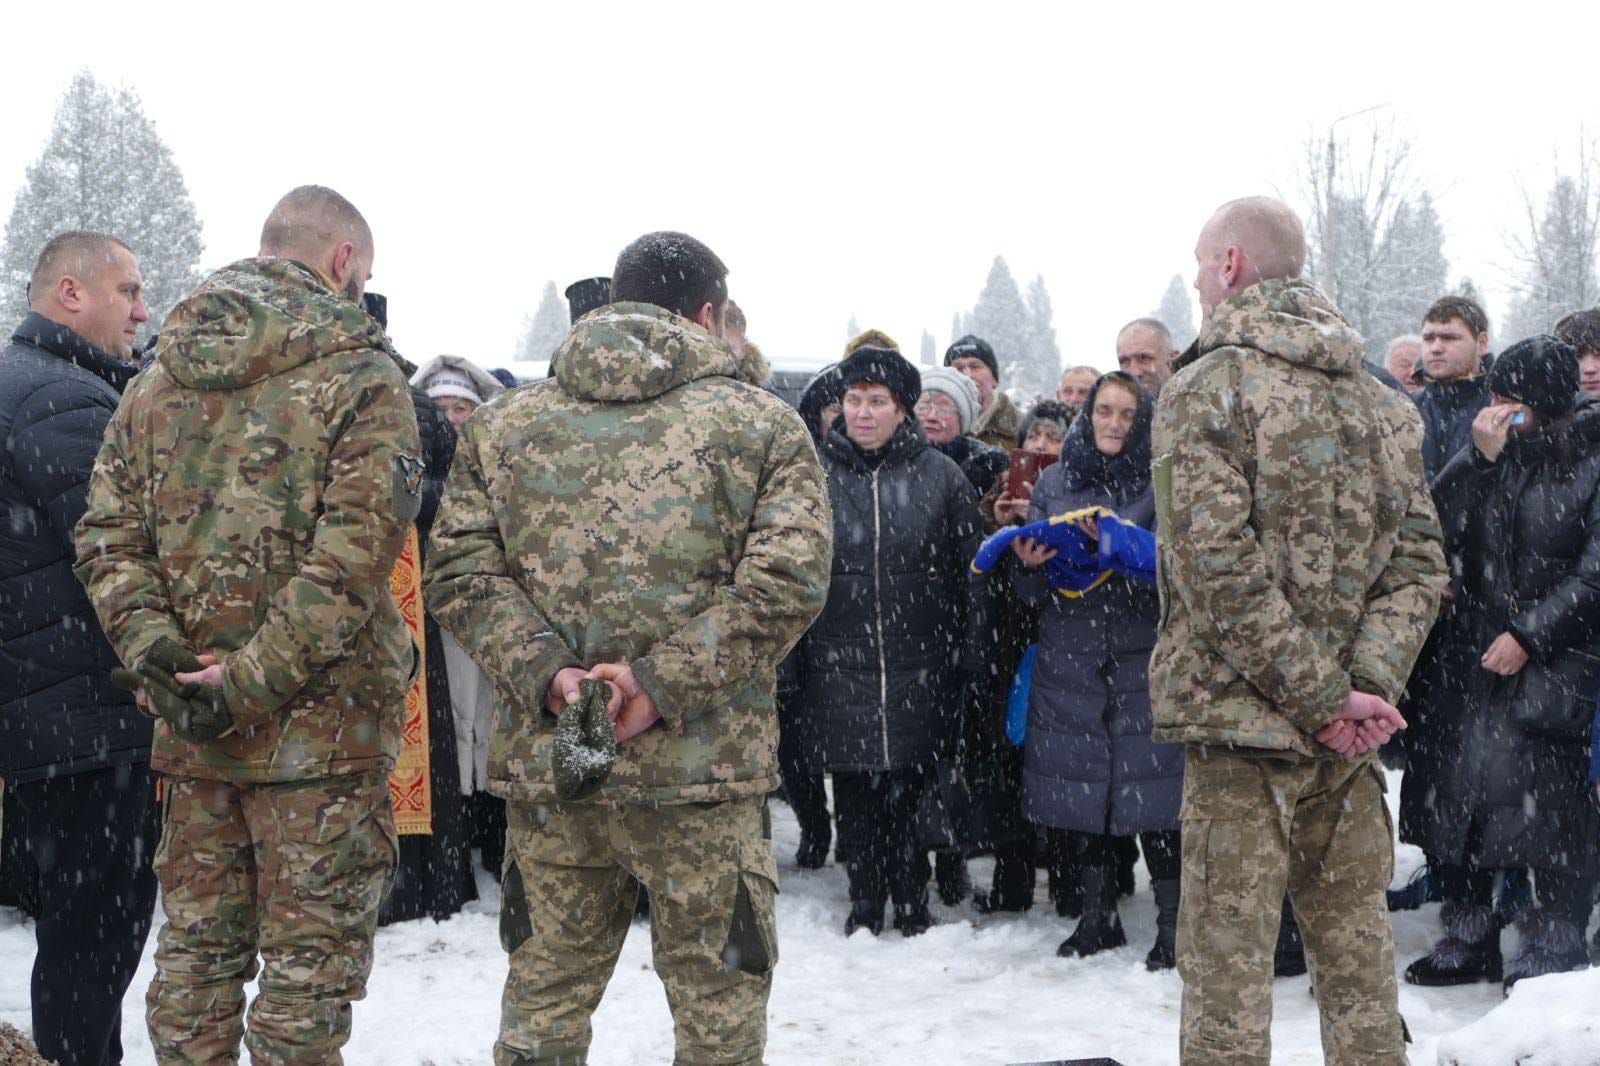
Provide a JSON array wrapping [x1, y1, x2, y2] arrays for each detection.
[[1, 231, 156, 1066], [947, 334, 1020, 449], [1117, 317, 1179, 396], [1153, 195, 1445, 1064], [76, 185, 420, 1064], [1385, 333, 1423, 392], [1414, 296, 1493, 480], [1555, 308, 1600, 396], [1056, 364, 1098, 413], [425, 230, 831, 1065]]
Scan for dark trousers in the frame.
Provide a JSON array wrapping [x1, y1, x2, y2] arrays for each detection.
[[1438, 862, 1594, 924], [12, 762, 160, 1066], [1073, 829, 1181, 881], [834, 768, 927, 907]]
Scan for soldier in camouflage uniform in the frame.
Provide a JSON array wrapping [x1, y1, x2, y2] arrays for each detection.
[[1151, 197, 1446, 1066], [75, 186, 421, 1065], [424, 231, 831, 1066]]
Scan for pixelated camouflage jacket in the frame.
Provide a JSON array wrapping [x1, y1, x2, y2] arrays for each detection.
[[1149, 278, 1445, 754], [75, 257, 421, 783], [423, 302, 832, 805]]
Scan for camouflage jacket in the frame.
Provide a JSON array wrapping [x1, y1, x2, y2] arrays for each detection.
[[1150, 279, 1445, 754], [423, 302, 832, 805], [75, 258, 421, 783]]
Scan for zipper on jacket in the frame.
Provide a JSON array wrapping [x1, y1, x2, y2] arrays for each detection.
[[872, 469, 890, 767]]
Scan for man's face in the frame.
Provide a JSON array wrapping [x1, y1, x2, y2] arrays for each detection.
[[843, 383, 903, 451], [1116, 327, 1172, 395], [914, 392, 961, 445], [1386, 341, 1422, 390], [72, 245, 149, 360], [1056, 369, 1096, 409], [949, 355, 997, 408], [1421, 318, 1487, 382], [1580, 351, 1600, 396], [1193, 219, 1231, 316], [433, 395, 477, 430], [336, 240, 374, 303]]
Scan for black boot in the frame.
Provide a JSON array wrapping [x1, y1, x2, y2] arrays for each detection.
[[795, 831, 830, 869], [935, 852, 970, 906], [893, 900, 934, 937], [845, 898, 884, 937], [1049, 834, 1083, 918], [1057, 865, 1126, 957], [1146, 878, 1180, 971], [974, 850, 1035, 914], [1404, 903, 1501, 986], [1115, 835, 1138, 898], [1503, 909, 1588, 993], [1274, 899, 1307, 977]]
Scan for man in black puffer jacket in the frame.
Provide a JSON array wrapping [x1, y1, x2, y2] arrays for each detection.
[[0, 232, 158, 1066]]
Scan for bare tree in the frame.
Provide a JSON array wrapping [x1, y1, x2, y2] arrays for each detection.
[[1502, 140, 1600, 342]]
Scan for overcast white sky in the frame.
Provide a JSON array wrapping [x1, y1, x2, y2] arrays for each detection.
[[2, 1, 1594, 376]]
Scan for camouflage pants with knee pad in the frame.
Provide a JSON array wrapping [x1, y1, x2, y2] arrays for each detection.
[[496, 796, 778, 1066], [1177, 746, 1404, 1066], [146, 771, 397, 1065]]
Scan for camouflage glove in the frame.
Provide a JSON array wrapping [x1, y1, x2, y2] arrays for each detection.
[[133, 638, 234, 744], [552, 678, 618, 801]]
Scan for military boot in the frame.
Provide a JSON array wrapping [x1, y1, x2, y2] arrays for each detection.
[[1502, 909, 1588, 994], [845, 898, 884, 937], [1146, 878, 1180, 971], [1404, 902, 1501, 986], [1057, 865, 1125, 957]]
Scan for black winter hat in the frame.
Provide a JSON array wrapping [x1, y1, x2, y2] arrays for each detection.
[[945, 334, 999, 381], [839, 345, 921, 412], [1487, 334, 1580, 416], [565, 276, 612, 321]]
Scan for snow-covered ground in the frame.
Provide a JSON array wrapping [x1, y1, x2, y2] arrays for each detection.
[[0, 775, 1589, 1065]]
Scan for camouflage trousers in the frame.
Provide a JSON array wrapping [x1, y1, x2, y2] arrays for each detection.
[[496, 796, 778, 1066], [147, 771, 397, 1065], [1177, 746, 1403, 1066]]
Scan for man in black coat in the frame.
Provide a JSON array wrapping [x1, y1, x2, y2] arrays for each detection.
[[0, 231, 158, 1066], [1414, 295, 1493, 480]]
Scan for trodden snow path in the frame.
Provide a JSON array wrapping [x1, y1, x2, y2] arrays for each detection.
[[0, 773, 1558, 1064]]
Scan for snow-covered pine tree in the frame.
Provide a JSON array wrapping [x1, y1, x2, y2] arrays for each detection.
[[1155, 274, 1197, 349], [518, 280, 570, 359], [969, 256, 1042, 398], [846, 314, 861, 340], [1502, 163, 1600, 344], [1025, 274, 1061, 393], [1367, 191, 1449, 350], [0, 71, 204, 336], [919, 330, 936, 366]]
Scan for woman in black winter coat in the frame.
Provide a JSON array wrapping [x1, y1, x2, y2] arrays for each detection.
[[795, 346, 990, 937], [1402, 335, 1600, 991], [1011, 371, 1183, 969]]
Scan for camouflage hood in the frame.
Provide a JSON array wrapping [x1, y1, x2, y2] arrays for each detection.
[[553, 302, 740, 403], [157, 257, 387, 391], [1198, 278, 1364, 377]]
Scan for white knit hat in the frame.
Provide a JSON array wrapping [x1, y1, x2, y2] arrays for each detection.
[[918, 365, 979, 433], [422, 367, 483, 404]]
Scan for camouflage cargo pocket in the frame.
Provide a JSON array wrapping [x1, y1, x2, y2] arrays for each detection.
[[721, 833, 779, 977], [268, 773, 396, 931]]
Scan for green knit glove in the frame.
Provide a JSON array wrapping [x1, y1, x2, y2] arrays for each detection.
[[134, 638, 234, 744], [552, 678, 618, 801]]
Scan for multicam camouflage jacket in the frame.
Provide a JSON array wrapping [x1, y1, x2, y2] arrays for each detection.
[[1150, 278, 1446, 754], [75, 258, 421, 783], [423, 302, 832, 805]]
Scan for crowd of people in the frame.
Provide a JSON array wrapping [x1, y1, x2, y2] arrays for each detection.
[[1, 183, 1599, 1065]]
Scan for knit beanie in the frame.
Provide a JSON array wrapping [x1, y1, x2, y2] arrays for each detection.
[[945, 334, 999, 381], [1487, 334, 1580, 416], [839, 346, 921, 412], [918, 365, 979, 433], [422, 367, 484, 404]]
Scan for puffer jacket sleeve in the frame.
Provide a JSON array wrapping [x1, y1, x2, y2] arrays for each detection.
[[631, 412, 833, 733], [1510, 475, 1600, 661], [1156, 376, 1351, 735], [1345, 414, 1446, 700], [424, 412, 581, 719], [219, 355, 421, 727], [15, 378, 112, 554], [75, 388, 189, 668]]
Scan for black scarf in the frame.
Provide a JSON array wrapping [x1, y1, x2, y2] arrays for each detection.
[[1060, 372, 1154, 500]]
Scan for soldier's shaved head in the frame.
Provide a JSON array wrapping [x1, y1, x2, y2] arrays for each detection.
[[1194, 196, 1307, 316], [259, 185, 374, 302]]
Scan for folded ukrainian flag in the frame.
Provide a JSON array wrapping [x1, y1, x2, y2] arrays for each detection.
[[971, 505, 1155, 597]]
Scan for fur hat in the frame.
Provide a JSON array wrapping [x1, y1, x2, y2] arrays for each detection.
[[412, 355, 507, 406], [839, 345, 921, 413], [844, 328, 900, 359], [918, 365, 979, 433], [1487, 334, 1580, 416], [945, 334, 999, 381]]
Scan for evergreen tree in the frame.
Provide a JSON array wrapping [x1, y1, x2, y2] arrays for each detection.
[[1155, 274, 1197, 349], [919, 330, 936, 366], [970, 257, 1040, 397], [1367, 192, 1449, 349], [1503, 166, 1600, 343], [1025, 274, 1061, 390], [518, 280, 569, 359], [1, 71, 204, 335], [846, 313, 861, 340], [949, 311, 968, 350]]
